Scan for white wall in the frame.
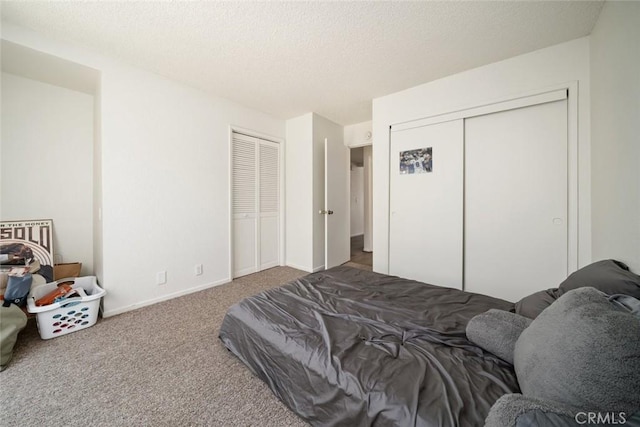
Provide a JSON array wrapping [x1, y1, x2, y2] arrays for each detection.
[[93, 77, 104, 293], [344, 121, 372, 148], [373, 37, 592, 275], [350, 166, 364, 236], [590, 2, 640, 273], [2, 22, 286, 316], [285, 113, 314, 271], [1, 72, 94, 274]]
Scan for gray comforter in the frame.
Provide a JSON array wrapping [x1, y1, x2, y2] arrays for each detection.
[[219, 266, 519, 426]]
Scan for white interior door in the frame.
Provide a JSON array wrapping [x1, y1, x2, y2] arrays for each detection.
[[324, 138, 350, 269], [389, 120, 464, 289], [464, 99, 568, 301]]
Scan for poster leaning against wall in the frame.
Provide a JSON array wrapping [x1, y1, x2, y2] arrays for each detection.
[[0, 219, 54, 270]]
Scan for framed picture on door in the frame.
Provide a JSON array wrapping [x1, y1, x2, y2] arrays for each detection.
[[399, 147, 432, 174]]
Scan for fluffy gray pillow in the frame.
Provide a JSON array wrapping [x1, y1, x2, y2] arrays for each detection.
[[557, 259, 640, 298], [514, 287, 640, 414], [466, 309, 532, 364]]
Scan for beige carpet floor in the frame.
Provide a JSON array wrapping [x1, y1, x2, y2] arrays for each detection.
[[350, 235, 372, 269], [0, 267, 311, 427]]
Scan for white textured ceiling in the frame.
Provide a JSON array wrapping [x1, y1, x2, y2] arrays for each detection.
[[1, 1, 604, 125]]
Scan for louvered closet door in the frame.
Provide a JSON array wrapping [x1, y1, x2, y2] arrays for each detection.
[[232, 133, 258, 278], [232, 133, 280, 278], [259, 141, 279, 270]]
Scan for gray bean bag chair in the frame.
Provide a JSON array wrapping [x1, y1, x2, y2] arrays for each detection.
[[467, 285, 640, 426], [0, 303, 27, 371], [514, 259, 640, 319]]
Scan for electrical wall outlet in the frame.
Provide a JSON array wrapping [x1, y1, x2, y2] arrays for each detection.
[[195, 264, 203, 276], [156, 271, 167, 285]]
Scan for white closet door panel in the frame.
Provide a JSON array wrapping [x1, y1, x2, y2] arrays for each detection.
[[465, 100, 568, 301], [233, 216, 257, 277], [389, 119, 463, 289], [259, 142, 279, 213], [260, 213, 279, 270], [232, 135, 257, 215], [259, 141, 280, 270], [232, 133, 258, 278]]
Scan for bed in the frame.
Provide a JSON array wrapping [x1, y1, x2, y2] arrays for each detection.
[[219, 266, 519, 426]]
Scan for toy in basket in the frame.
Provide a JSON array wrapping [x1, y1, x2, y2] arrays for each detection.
[[27, 276, 106, 339]]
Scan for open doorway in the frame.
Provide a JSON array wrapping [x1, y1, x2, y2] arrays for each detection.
[[348, 146, 372, 270]]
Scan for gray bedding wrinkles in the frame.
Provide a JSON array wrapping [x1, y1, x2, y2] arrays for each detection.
[[219, 266, 519, 427]]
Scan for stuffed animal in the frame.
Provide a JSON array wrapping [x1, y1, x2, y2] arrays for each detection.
[[467, 286, 640, 426]]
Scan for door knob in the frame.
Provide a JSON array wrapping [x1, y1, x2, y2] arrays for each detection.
[[319, 210, 334, 215], [327, 210, 334, 215]]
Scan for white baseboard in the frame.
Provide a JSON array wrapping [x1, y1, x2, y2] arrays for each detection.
[[285, 262, 314, 273], [102, 277, 231, 318], [260, 261, 279, 270], [351, 233, 364, 237], [312, 265, 325, 272]]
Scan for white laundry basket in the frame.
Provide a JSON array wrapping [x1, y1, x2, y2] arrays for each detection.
[[27, 276, 106, 339]]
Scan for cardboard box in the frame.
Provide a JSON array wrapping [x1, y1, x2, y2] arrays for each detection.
[[53, 263, 82, 280]]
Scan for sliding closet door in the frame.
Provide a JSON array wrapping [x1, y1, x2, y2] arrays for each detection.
[[389, 120, 464, 289], [232, 133, 280, 278], [464, 99, 568, 301]]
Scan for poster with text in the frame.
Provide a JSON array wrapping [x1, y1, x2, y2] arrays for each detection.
[[0, 219, 54, 267]]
